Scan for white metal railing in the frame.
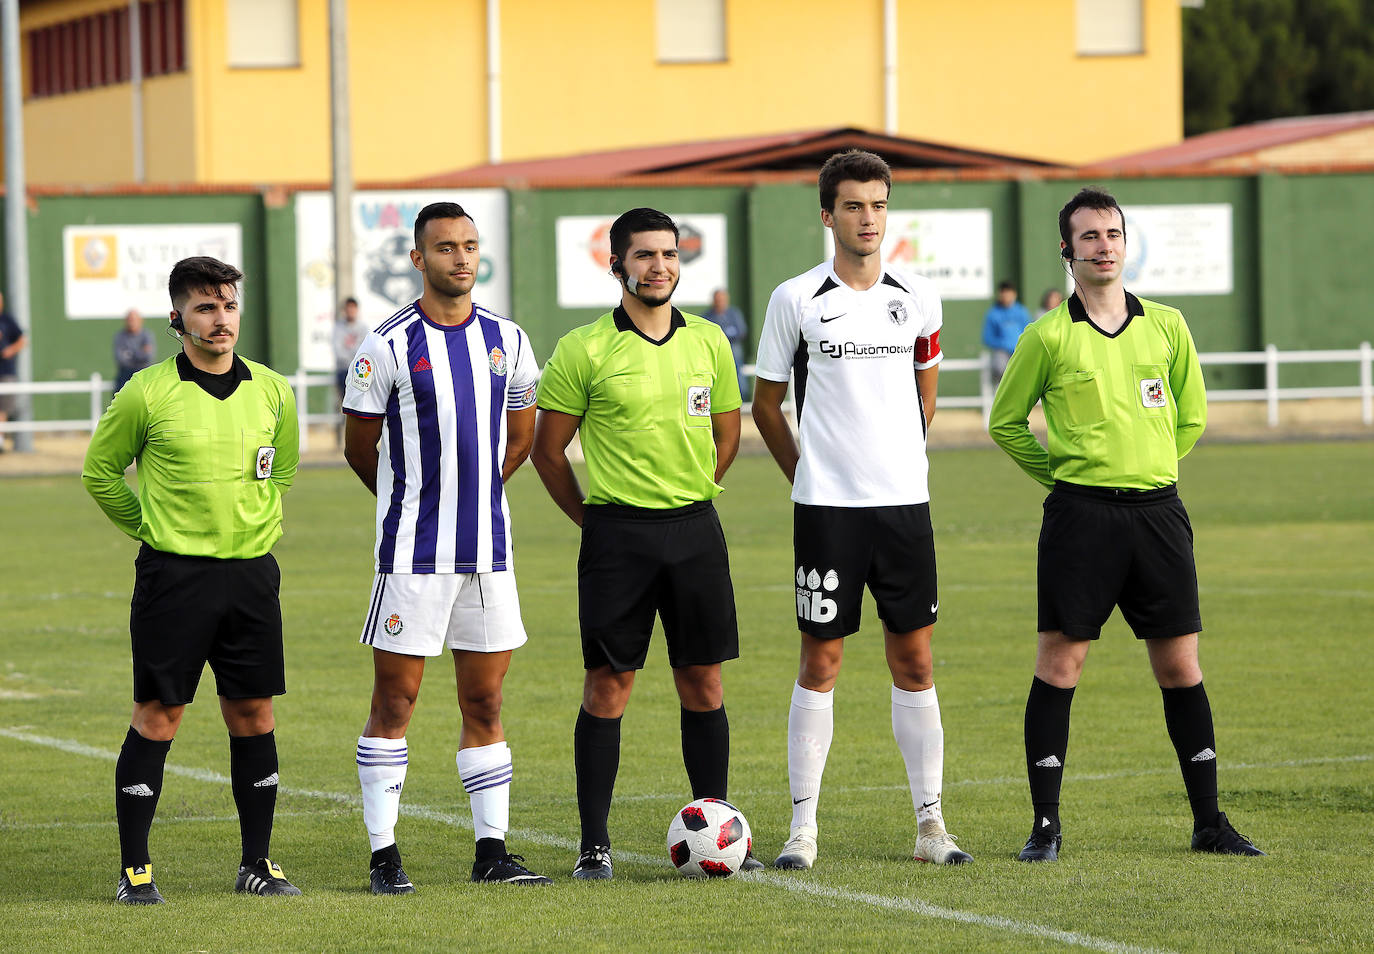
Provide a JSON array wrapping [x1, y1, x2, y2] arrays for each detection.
[[2, 344, 1371, 449]]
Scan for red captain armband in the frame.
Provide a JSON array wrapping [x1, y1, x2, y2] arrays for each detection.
[[915, 329, 941, 365]]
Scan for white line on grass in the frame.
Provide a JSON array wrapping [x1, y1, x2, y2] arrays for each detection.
[[3, 726, 1175, 954]]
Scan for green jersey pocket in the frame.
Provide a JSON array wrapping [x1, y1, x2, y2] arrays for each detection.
[[1056, 370, 1106, 429]]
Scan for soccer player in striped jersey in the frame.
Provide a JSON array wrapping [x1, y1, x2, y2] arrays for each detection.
[[342, 202, 551, 890], [990, 187, 1264, 861]]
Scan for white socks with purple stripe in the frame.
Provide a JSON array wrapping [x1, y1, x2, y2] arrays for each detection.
[[458, 740, 513, 843], [357, 736, 408, 852]]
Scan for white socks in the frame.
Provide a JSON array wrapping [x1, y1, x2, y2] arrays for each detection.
[[457, 740, 513, 843], [357, 736, 407, 852], [891, 685, 945, 823], [787, 683, 834, 831]]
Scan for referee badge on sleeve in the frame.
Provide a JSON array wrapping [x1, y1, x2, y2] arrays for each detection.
[[1139, 378, 1167, 408], [687, 386, 711, 417], [256, 446, 276, 479]]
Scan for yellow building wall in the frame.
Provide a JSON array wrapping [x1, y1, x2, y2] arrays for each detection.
[[15, 0, 1184, 184]]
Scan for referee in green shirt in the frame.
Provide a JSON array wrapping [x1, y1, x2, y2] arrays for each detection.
[[989, 188, 1263, 862], [532, 207, 749, 880], [83, 256, 302, 903]]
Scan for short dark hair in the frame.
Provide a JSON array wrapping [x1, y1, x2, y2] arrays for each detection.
[[998, 280, 1016, 294], [168, 256, 243, 309], [414, 201, 475, 250], [609, 207, 678, 263], [1059, 187, 1126, 247], [818, 150, 891, 212], [343, 296, 358, 307]]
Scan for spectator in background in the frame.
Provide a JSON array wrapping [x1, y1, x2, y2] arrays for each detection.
[[0, 291, 28, 453], [333, 297, 365, 446], [981, 280, 1033, 386], [1037, 288, 1065, 319], [113, 309, 156, 394], [704, 288, 749, 398]]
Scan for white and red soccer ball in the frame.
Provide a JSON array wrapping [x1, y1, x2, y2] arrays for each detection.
[[666, 797, 752, 878]]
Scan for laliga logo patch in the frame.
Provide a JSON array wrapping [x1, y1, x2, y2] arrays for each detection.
[[887, 299, 909, 326], [489, 346, 507, 376], [383, 613, 404, 636], [1140, 377, 1166, 408], [687, 385, 711, 417], [255, 446, 275, 480], [352, 354, 374, 391]]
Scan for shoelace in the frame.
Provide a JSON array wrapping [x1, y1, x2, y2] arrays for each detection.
[[578, 847, 611, 866]]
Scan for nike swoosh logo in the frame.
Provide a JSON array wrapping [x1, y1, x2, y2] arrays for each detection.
[[792, 796, 811, 805], [819, 313, 846, 323], [919, 799, 940, 811]]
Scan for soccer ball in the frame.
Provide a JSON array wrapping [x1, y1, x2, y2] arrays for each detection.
[[666, 797, 752, 878]]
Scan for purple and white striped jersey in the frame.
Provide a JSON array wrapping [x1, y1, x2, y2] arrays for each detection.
[[342, 301, 539, 574]]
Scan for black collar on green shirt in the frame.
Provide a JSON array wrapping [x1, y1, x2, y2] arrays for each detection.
[[613, 305, 686, 346], [176, 351, 252, 400], [1067, 290, 1145, 339]]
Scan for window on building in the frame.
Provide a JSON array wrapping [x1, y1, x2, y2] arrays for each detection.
[[226, 0, 300, 69], [657, 0, 727, 63], [27, 1, 185, 99], [1076, 0, 1143, 56]]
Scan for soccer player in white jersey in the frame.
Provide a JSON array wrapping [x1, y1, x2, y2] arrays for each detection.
[[342, 202, 551, 891], [752, 150, 973, 868]]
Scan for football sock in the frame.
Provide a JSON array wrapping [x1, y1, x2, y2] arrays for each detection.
[[115, 726, 172, 869], [1024, 676, 1075, 833], [357, 735, 408, 852], [229, 730, 279, 866], [1161, 681, 1221, 831], [574, 707, 621, 851], [681, 705, 730, 799], [787, 683, 834, 831], [457, 740, 513, 845], [370, 843, 402, 869], [891, 685, 945, 824]]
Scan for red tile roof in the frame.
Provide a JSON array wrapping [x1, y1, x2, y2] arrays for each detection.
[[1090, 111, 1374, 170]]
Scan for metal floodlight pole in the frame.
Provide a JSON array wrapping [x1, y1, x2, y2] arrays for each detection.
[[130, 0, 144, 182], [329, 0, 354, 306], [2, 0, 34, 451]]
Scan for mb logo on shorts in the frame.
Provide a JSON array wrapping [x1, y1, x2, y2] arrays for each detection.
[[796, 566, 839, 624]]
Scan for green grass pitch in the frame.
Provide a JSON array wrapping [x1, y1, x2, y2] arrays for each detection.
[[2, 441, 1371, 953]]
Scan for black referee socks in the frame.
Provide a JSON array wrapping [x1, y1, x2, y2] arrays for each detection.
[[1024, 676, 1075, 833], [1161, 682, 1221, 831], [574, 708, 621, 851], [115, 726, 173, 869], [681, 705, 730, 801], [229, 730, 280, 867]]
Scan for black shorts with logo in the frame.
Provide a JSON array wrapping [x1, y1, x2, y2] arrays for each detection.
[[1037, 481, 1202, 640], [578, 501, 739, 672], [129, 544, 286, 705], [793, 502, 938, 639]]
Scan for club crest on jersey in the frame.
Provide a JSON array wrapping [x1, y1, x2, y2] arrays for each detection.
[[1140, 377, 1166, 408], [489, 346, 507, 376], [352, 354, 374, 391], [887, 299, 908, 325], [687, 385, 711, 417], [255, 446, 275, 480], [383, 613, 404, 637]]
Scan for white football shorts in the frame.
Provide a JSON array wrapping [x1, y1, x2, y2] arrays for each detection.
[[359, 571, 529, 656]]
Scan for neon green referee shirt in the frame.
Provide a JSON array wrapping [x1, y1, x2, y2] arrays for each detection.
[[988, 292, 1206, 490], [537, 306, 741, 509], [82, 353, 299, 559]]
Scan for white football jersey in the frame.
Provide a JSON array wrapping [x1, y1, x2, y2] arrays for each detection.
[[342, 301, 539, 573], [755, 260, 943, 507]]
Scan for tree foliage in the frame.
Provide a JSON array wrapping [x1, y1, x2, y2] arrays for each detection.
[[1183, 0, 1374, 135]]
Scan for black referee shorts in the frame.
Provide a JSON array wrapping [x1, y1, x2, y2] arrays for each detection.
[[129, 544, 286, 705], [577, 501, 739, 672], [1037, 481, 1202, 641]]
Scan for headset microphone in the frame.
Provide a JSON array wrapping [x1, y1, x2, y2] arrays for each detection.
[[1070, 257, 1106, 263]]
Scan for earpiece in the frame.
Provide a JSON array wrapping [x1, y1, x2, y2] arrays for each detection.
[[609, 260, 624, 278], [1061, 246, 1072, 260], [170, 310, 184, 332]]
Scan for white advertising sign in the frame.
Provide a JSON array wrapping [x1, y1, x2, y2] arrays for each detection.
[[295, 190, 510, 371], [823, 209, 992, 300], [1122, 204, 1232, 296], [556, 213, 728, 309], [64, 224, 243, 319]]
